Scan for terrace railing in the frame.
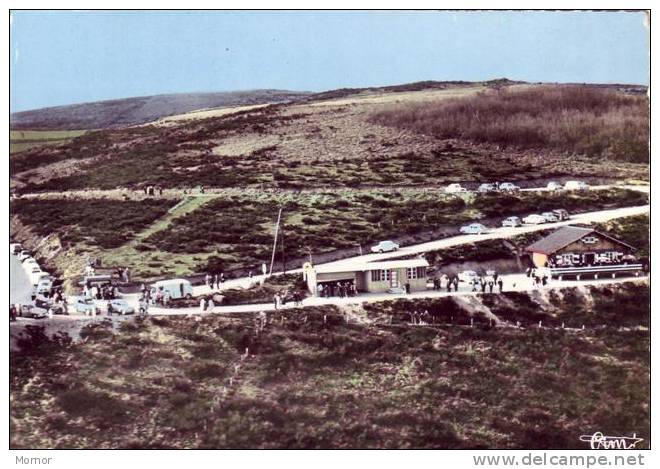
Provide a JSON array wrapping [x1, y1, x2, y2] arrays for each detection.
[[546, 264, 644, 280]]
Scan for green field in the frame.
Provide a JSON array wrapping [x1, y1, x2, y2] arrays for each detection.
[[10, 129, 87, 154], [10, 283, 649, 449]]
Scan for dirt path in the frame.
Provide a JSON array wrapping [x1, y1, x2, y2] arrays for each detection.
[[14, 182, 649, 201]]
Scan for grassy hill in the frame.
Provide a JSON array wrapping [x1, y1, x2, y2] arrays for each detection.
[[10, 82, 649, 192], [10, 283, 649, 449], [371, 85, 649, 163], [10, 90, 311, 130]]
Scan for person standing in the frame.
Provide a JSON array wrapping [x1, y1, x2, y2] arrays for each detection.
[[207, 298, 214, 311], [200, 297, 206, 314], [488, 281, 494, 293], [273, 293, 280, 310], [214, 274, 219, 290], [497, 278, 504, 293]]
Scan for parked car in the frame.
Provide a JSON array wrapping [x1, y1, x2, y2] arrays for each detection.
[[541, 212, 560, 223], [371, 240, 400, 253], [459, 223, 488, 235], [501, 216, 522, 227], [522, 214, 547, 225], [71, 297, 99, 315], [10, 243, 23, 255], [546, 181, 563, 191], [29, 270, 50, 287], [35, 275, 54, 294], [23, 259, 40, 272], [97, 298, 135, 315], [17, 250, 32, 262], [18, 305, 47, 319], [149, 278, 194, 300], [499, 182, 520, 192], [564, 180, 589, 191], [458, 270, 479, 283], [552, 209, 570, 221], [478, 183, 496, 193], [444, 183, 467, 194]]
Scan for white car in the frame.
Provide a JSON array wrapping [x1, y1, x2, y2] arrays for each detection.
[[522, 214, 547, 225], [95, 298, 135, 315], [17, 250, 32, 262], [36, 275, 54, 295], [10, 243, 22, 255], [23, 259, 40, 272], [26, 266, 44, 285], [564, 180, 589, 191], [31, 271, 51, 285], [458, 270, 479, 283], [478, 183, 496, 193], [541, 212, 559, 223], [371, 240, 400, 253], [499, 182, 520, 192], [502, 216, 522, 227], [444, 183, 467, 194], [459, 223, 488, 235], [546, 181, 563, 191]]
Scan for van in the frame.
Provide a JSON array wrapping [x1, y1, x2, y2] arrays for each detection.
[[81, 274, 113, 286], [150, 278, 194, 300]]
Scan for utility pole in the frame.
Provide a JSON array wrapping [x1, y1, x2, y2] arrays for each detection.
[[280, 222, 286, 274], [269, 207, 283, 276]]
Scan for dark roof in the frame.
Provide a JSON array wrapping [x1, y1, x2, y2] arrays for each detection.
[[525, 226, 635, 255]]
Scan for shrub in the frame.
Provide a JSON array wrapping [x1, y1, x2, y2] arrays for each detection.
[[371, 86, 649, 163]]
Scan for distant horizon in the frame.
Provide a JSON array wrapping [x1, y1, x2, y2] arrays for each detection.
[[10, 76, 650, 114], [10, 11, 649, 113]]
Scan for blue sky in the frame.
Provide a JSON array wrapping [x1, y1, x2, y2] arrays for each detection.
[[10, 10, 649, 112]]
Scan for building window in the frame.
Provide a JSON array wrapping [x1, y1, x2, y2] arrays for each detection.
[[406, 267, 427, 279], [581, 236, 598, 244], [371, 270, 390, 282]]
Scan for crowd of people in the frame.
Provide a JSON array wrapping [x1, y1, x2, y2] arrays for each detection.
[[205, 272, 227, 289], [273, 290, 303, 309], [525, 267, 550, 287], [83, 281, 119, 300], [316, 281, 357, 298]]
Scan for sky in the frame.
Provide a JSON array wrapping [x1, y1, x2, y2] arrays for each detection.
[[10, 10, 650, 112]]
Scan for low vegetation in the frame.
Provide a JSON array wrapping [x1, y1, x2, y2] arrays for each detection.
[[10, 283, 649, 449], [371, 86, 649, 163], [139, 188, 645, 275], [593, 214, 649, 258], [11, 198, 176, 249], [10, 129, 87, 154]]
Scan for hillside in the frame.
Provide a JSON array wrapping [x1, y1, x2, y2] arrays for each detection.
[[10, 282, 650, 449], [10, 82, 650, 192], [10, 89, 311, 130]]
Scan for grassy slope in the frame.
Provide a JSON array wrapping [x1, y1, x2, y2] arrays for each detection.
[[10, 130, 87, 154], [10, 283, 649, 449], [371, 85, 649, 164], [11, 85, 649, 192]]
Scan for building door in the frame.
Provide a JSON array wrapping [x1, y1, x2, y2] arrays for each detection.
[[390, 269, 399, 288], [583, 253, 595, 265]]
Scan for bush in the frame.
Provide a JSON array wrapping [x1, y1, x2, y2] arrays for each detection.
[[371, 86, 649, 163]]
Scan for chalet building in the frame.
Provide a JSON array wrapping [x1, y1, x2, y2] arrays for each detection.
[[305, 258, 429, 295], [525, 226, 635, 269]]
